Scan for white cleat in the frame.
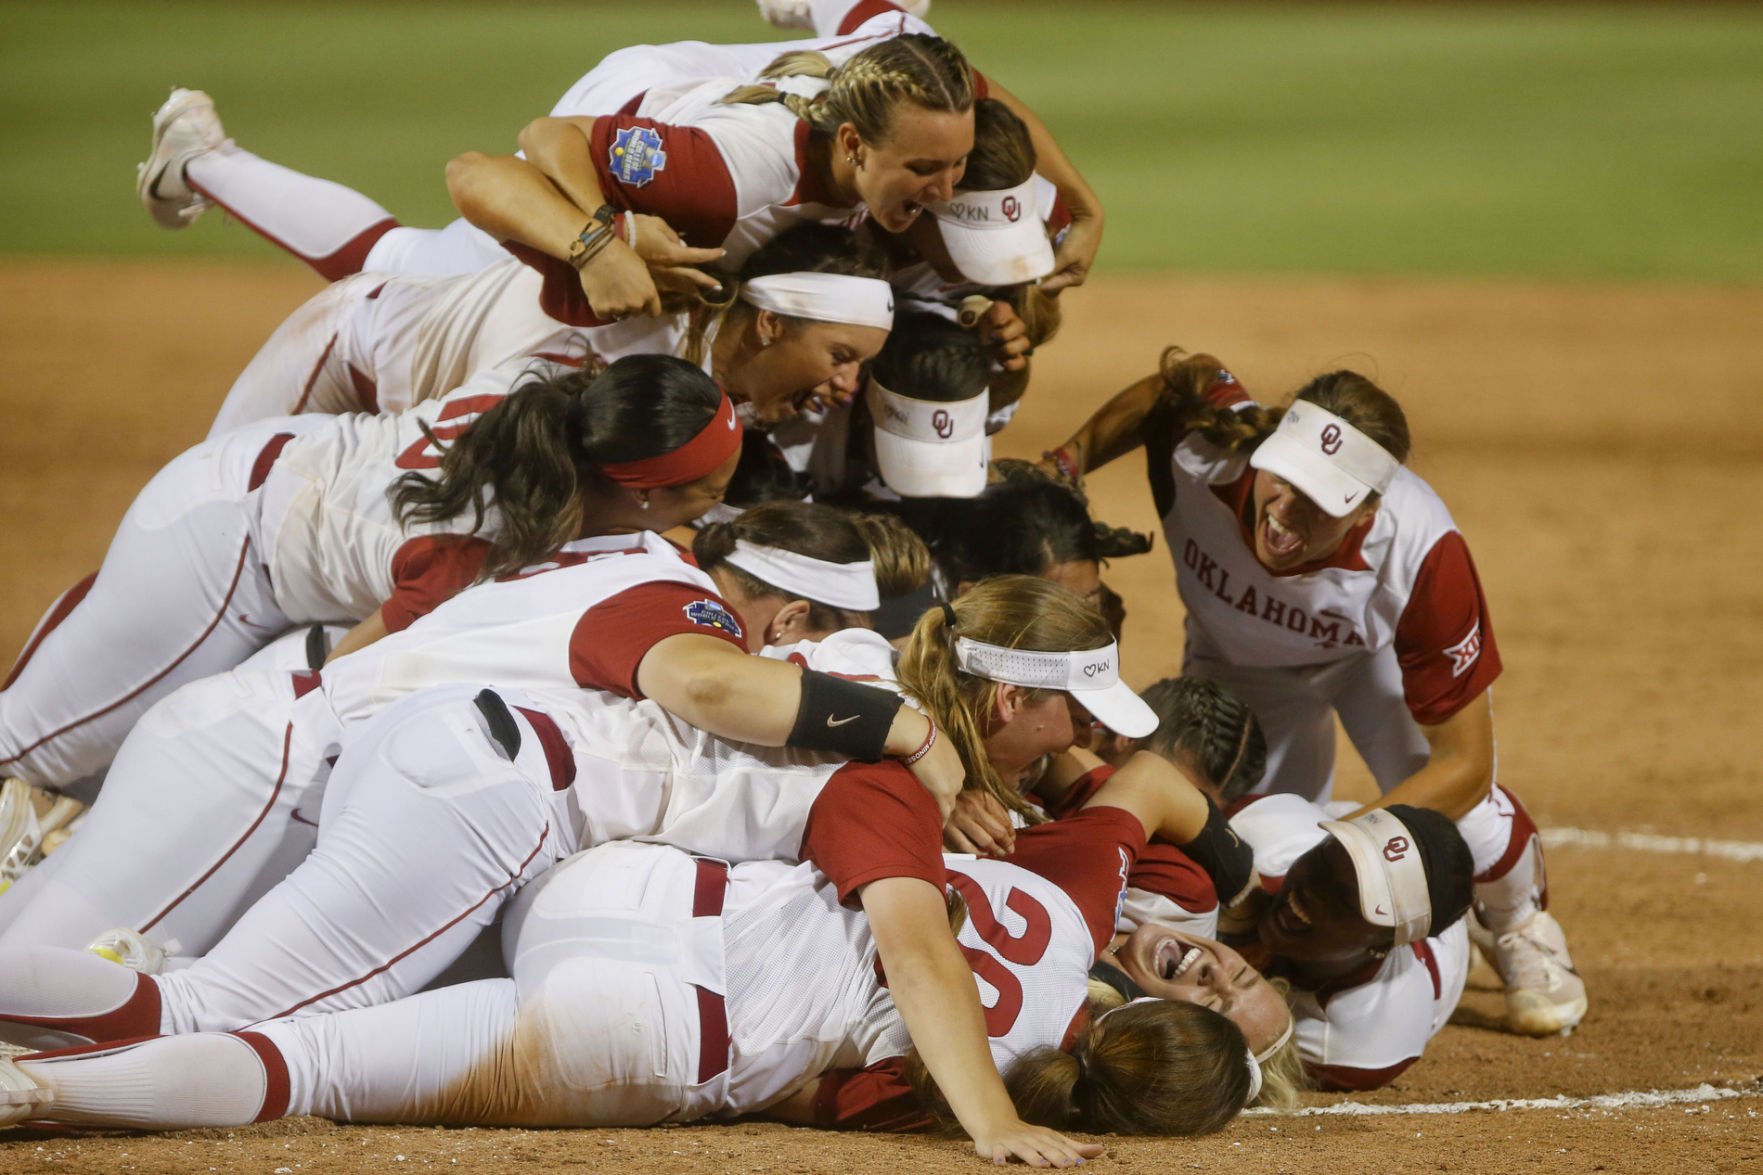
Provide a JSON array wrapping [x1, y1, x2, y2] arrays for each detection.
[[0, 778, 45, 895], [0, 1056, 52, 1128], [1477, 910, 1588, 1037], [87, 928, 170, 976], [136, 87, 225, 230]]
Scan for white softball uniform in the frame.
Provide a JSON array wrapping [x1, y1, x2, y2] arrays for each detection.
[[0, 531, 740, 959], [1154, 371, 1502, 804], [361, 0, 934, 278], [1228, 793, 1470, 1090], [7, 805, 1143, 1132], [0, 363, 541, 789], [207, 261, 698, 435]]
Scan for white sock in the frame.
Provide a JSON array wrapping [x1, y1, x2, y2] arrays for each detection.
[[185, 143, 397, 279], [20, 1033, 275, 1128]]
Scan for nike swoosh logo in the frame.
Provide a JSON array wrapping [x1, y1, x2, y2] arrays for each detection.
[[290, 808, 318, 828], [826, 714, 860, 728]]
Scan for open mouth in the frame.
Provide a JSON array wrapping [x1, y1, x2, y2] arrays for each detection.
[[1270, 889, 1314, 938], [1152, 937, 1204, 982], [1261, 512, 1304, 561]]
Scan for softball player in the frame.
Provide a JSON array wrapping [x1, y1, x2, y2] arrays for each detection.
[[0, 354, 738, 803], [1042, 350, 1587, 1037], [1229, 794, 1475, 1090], [0, 745, 1255, 1156], [135, 3, 1101, 296], [0, 493, 943, 955], [206, 223, 895, 438]]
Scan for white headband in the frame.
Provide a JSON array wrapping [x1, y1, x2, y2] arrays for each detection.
[[724, 540, 880, 611], [930, 176, 1040, 234], [868, 375, 990, 445], [1249, 402, 1400, 517], [1319, 809, 1433, 947], [954, 636, 1121, 691], [742, 273, 895, 332]]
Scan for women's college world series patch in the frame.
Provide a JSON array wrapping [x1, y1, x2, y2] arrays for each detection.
[[684, 598, 743, 639], [609, 126, 668, 187]]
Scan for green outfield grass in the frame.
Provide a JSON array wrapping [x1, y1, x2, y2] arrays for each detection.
[[3, 1, 1759, 281]]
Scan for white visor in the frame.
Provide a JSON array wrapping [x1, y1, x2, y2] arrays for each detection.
[[865, 375, 989, 498], [1248, 402, 1400, 518], [953, 636, 1158, 739], [928, 177, 1056, 287], [723, 540, 880, 612], [742, 273, 895, 331], [1318, 809, 1432, 947]]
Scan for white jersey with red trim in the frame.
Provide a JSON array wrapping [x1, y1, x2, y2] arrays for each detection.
[[1158, 377, 1501, 727], [251, 358, 534, 624], [525, 628, 905, 861], [321, 530, 725, 730], [715, 833, 1122, 1116], [1229, 792, 1469, 1089]]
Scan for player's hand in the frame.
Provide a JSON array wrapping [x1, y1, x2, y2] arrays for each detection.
[[630, 213, 726, 299], [580, 236, 663, 320], [968, 1118, 1104, 1167], [944, 790, 1016, 858], [1041, 211, 1102, 296], [970, 299, 1032, 372], [1216, 883, 1274, 945]]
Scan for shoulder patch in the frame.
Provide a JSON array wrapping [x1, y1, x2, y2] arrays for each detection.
[[608, 125, 668, 187], [684, 598, 743, 639], [1444, 620, 1483, 677]]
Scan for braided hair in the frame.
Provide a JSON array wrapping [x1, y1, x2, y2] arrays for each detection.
[[719, 35, 975, 144], [1140, 677, 1268, 802]]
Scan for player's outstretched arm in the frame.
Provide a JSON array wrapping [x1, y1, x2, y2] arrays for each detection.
[[1345, 690, 1495, 821], [861, 876, 1105, 1167], [1040, 373, 1165, 482], [981, 77, 1104, 296]]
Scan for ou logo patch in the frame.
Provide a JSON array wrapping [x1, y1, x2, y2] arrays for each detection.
[[931, 409, 954, 439], [1001, 195, 1022, 223], [1382, 835, 1410, 862], [1320, 424, 1344, 455]]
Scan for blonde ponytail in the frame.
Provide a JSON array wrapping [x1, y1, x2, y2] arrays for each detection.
[[719, 35, 973, 144]]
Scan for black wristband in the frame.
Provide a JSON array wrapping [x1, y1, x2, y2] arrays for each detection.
[[788, 670, 902, 762], [1179, 800, 1256, 907]]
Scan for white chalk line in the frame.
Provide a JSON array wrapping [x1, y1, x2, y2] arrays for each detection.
[[1543, 827, 1763, 864], [1245, 1082, 1763, 1118]]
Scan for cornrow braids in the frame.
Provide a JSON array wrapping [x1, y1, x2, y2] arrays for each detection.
[[1140, 677, 1268, 802], [720, 35, 974, 145]]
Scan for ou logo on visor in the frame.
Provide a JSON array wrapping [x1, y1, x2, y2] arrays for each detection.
[[1382, 835, 1410, 862], [931, 409, 955, 439], [1001, 195, 1022, 223], [1320, 424, 1344, 455]]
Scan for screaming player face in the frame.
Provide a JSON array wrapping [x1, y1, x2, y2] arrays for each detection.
[[1104, 924, 1292, 1057], [981, 685, 1087, 786], [728, 316, 890, 424], [1249, 470, 1377, 573], [847, 104, 973, 234], [1258, 837, 1392, 964]]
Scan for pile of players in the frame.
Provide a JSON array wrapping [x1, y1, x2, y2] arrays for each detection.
[[0, 0, 1587, 1161]]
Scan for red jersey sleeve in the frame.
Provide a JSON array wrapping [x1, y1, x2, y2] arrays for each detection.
[[380, 536, 492, 633], [588, 117, 740, 248], [1006, 806, 1146, 954], [567, 582, 747, 698], [811, 1058, 932, 1131], [1393, 530, 1502, 725], [1040, 764, 1113, 820], [800, 761, 944, 904], [835, 0, 911, 35]]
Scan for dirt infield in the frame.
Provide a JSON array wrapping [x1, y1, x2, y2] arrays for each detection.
[[3, 260, 1762, 1172]]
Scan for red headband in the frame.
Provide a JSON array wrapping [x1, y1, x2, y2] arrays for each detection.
[[599, 393, 743, 489]]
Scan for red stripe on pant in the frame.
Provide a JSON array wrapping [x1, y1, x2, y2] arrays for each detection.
[[691, 858, 730, 1084], [2, 571, 98, 691], [0, 971, 162, 1045]]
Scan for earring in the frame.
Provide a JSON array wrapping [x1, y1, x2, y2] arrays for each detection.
[[846, 152, 861, 168], [639, 496, 651, 511]]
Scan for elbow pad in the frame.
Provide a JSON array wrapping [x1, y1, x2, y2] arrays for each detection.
[[1179, 801, 1257, 908], [787, 670, 903, 762]]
